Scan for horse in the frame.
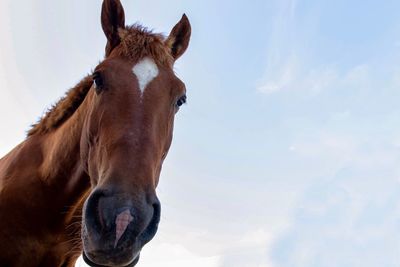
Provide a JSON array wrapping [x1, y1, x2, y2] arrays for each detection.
[[0, 0, 191, 266]]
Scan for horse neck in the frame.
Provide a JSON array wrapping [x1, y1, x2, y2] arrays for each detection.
[[39, 90, 94, 198]]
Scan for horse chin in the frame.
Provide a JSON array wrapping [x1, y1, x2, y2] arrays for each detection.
[[82, 250, 140, 267]]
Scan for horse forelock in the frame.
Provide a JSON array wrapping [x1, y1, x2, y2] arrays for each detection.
[[115, 25, 174, 67]]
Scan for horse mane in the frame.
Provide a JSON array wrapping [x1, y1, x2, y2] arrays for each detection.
[[28, 25, 173, 136], [27, 75, 94, 136]]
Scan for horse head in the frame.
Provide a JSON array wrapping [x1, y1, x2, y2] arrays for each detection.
[[80, 1, 190, 266]]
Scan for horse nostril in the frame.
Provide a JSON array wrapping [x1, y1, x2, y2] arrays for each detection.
[[138, 200, 161, 244], [84, 189, 106, 233], [152, 201, 161, 223]]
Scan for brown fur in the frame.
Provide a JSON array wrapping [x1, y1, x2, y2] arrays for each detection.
[[117, 25, 174, 67]]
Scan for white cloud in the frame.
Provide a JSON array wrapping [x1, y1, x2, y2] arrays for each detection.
[[257, 57, 298, 94], [140, 242, 221, 267], [257, 62, 371, 96], [343, 64, 369, 85], [271, 174, 400, 267], [329, 110, 351, 121], [290, 128, 400, 172], [217, 228, 277, 267]]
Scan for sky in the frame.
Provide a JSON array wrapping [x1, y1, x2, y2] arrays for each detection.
[[1, 0, 400, 266]]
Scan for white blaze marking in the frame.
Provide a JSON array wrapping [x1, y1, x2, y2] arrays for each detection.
[[132, 57, 159, 93], [114, 209, 133, 248]]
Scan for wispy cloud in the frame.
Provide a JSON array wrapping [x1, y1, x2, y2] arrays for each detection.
[[139, 242, 221, 267], [271, 172, 400, 267], [257, 56, 299, 94], [257, 62, 371, 96]]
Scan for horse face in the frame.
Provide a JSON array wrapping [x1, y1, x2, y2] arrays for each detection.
[[80, 1, 190, 266]]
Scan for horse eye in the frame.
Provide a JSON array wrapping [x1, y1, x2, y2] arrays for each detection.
[[176, 95, 187, 107], [92, 72, 103, 93]]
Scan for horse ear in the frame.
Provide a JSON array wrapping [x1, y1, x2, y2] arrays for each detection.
[[166, 14, 191, 61], [101, 0, 125, 57]]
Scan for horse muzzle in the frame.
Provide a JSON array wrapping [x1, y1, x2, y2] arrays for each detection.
[[81, 188, 160, 267]]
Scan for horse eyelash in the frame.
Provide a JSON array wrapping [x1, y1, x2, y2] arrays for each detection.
[[176, 95, 187, 107]]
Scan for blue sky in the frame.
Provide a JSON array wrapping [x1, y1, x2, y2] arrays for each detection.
[[1, 0, 400, 266]]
